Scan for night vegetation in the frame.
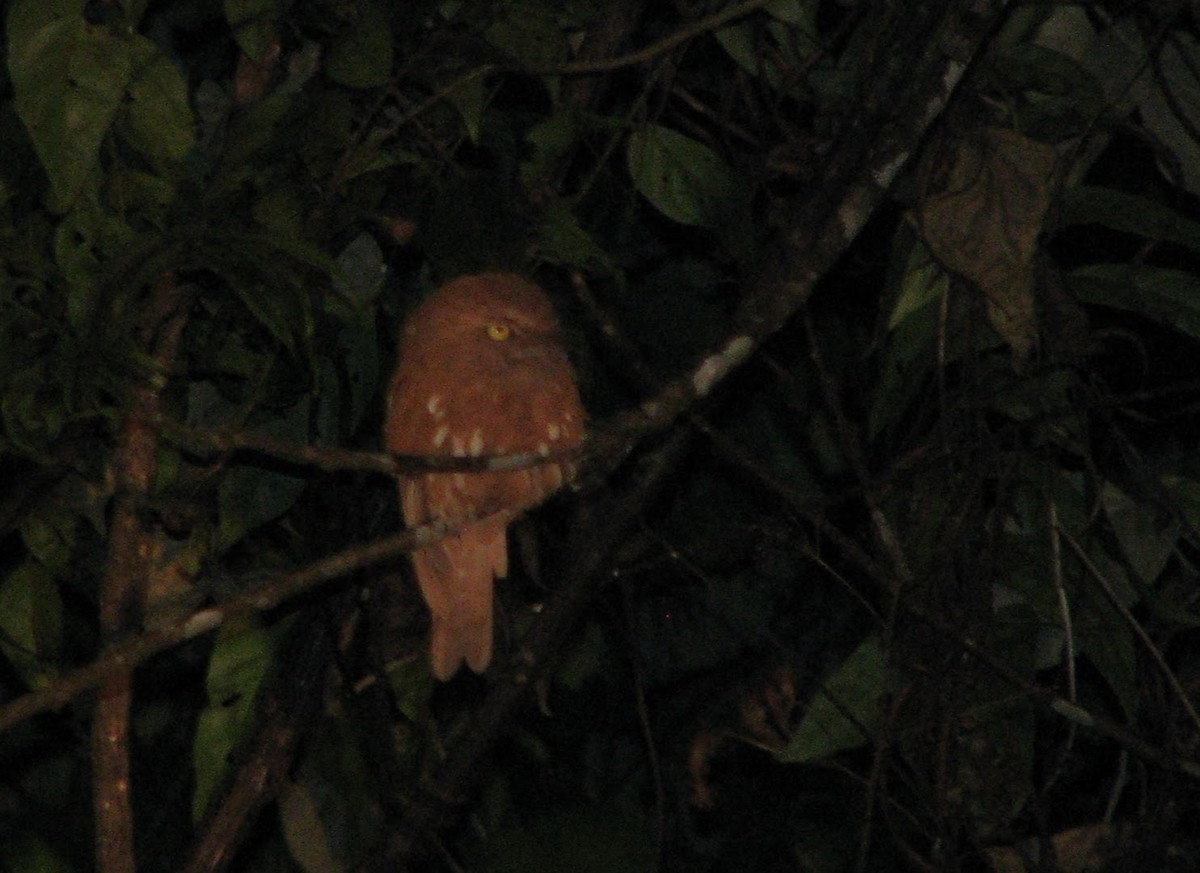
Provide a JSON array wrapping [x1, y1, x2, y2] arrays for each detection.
[[2, 1, 1200, 870]]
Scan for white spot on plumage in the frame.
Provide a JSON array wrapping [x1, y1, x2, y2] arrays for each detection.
[[469, 428, 485, 456], [547, 423, 561, 441], [433, 424, 450, 448], [537, 442, 550, 457], [426, 394, 442, 416]]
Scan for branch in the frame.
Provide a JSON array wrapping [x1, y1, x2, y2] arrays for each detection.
[[522, 0, 774, 75], [163, 419, 584, 475], [574, 0, 1015, 472], [354, 0, 769, 169], [93, 273, 194, 873], [0, 521, 451, 732]]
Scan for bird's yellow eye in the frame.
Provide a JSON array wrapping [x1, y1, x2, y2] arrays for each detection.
[[486, 323, 511, 341]]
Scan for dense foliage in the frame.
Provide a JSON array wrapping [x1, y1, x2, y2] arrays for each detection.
[[3, 1, 1200, 871]]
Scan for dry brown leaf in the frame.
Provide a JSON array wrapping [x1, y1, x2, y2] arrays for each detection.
[[983, 821, 1134, 873], [912, 127, 1059, 368]]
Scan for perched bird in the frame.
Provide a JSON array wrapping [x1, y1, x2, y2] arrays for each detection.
[[384, 273, 585, 679]]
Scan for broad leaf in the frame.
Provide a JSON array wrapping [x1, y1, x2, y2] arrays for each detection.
[[627, 125, 738, 227], [778, 635, 890, 762], [193, 617, 291, 820], [8, 0, 129, 207], [0, 561, 63, 685], [1068, 264, 1200, 341], [325, 0, 394, 89]]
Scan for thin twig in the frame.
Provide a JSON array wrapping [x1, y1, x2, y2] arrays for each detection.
[[1049, 500, 1078, 751], [1057, 524, 1200, 737], [522, 0, 774, 75]]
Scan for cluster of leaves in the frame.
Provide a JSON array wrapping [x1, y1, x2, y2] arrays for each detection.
[[3, 0, 1200, 871]]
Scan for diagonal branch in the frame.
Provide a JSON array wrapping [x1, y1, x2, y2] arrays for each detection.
[[0, 521, 449, 732], [583, 0, 1014, 468], [180, 597, 349, 873]]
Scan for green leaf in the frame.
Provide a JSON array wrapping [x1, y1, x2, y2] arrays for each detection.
[[714, 3, 817, 90], [209, 225, 325, 350], [1079, 602, 1138, 720], [332, 233, 385, 307], [193, 616, 290, 820], [225, 0, 286, 62], [19, 507, 76, 577], [626, 124, 738, 227], [765, 0, 814, 25], [8, 0, 128, 207], [105, 168, 180, 215], [218, 464, 308, 552], [1161, 473, 1200, 542], [118, 48, 195, 171], [777, 635, 890, 762], [1, 363, 63, 455], [1056, 186, 1200, 255], [886, 257, 944, 331], [484, 0, 570, 67], [210, 93, 292, 179], [313, 354, 340, 446], [0, 833, 75, 873], [8, 1, 188, 208], [217, 397, 310, 550], [1131, 30, 1200, 195], [713, 22, 762, 78], [279, 778, 346, 873], [53, 199, 142, 330], [254, 184, 304, 239], [988, 367, 1076, 423], [869, 242, 947, 441], [447, 73, 488, 146], [118, 0, 150, 19], [279, 716, 384, 873], [533, 200, 611, 269], [325, 301, 379, 433], [0, 561, 63, 685], [520, 112, 580, 189], [325, 0, 393, 89], [991, 43, 1104, 129], [1102, 482, 1179, 585], [232, 283, 305, 353], [1068, 264, 1200, 341]]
